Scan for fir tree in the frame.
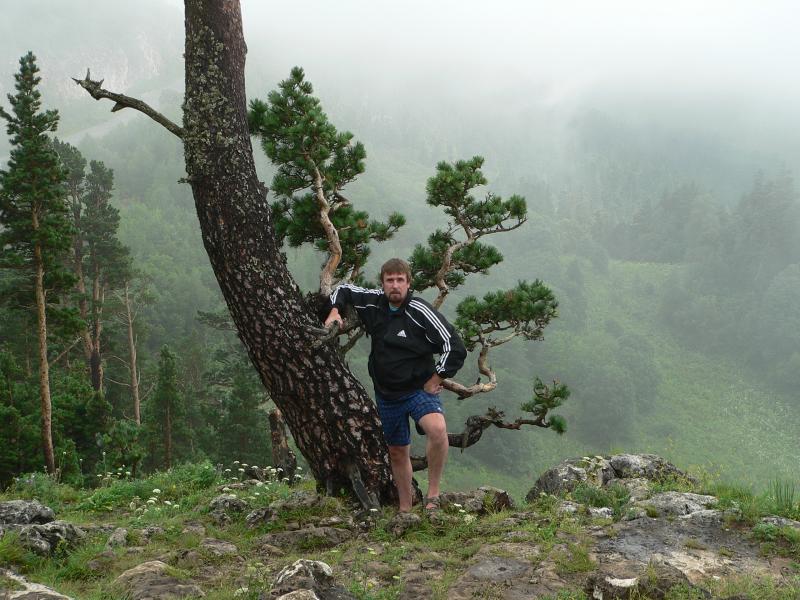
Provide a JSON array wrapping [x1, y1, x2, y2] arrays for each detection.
[[0, 52, 75, 473]]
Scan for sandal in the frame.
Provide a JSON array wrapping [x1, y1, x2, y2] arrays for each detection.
[[424, 496, 441, 513]]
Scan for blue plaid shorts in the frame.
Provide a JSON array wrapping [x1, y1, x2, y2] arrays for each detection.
[[375, 389, 443, 446]]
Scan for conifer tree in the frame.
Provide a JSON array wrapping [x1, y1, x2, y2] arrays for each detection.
[[0, 52, 75, 473], [147, 345, 183, 470], [53, 139, 131, 393], [248, 67, 405, 297]]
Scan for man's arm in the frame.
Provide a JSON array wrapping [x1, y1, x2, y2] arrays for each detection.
[[325, 283, 382, 328], [407, 299, 467, 389]]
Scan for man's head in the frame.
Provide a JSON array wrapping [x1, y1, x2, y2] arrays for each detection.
[[380, 258, 412, 306]]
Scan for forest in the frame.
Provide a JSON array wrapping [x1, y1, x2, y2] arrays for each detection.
[[2, 1, 800, 502]]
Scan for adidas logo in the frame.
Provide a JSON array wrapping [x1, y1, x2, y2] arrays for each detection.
[[397, 329, 407, 338]]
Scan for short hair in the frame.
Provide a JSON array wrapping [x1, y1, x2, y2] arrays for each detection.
[[380, 258, 412, 283]]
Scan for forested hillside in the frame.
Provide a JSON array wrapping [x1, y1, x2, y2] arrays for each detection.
[[2, 2, 799, 500]]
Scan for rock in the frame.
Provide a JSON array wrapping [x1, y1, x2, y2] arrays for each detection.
[[114, 560, 205, 599], [635, 562, 710, 599], [9, 521, 85, 555], [209, 510, 231, 526], [447, 556, 534, 600], [269, 491, 323, 513], [617, 477, 652, 502], [637, 492, 717, 517], [200, 537, 238, 556], [258, 526, 351, 550], [608, 454, 692, 484], [258, 543, 285, 557], [246, 507, 275, 528], [0, 500, 55, 525], [589, 507, 615, 519], [139, 525, 165, 544], [760, 515, 800, 530], [209, 493, 249, 513], [527, 456, 616, 500], [464, 556, 531, 580], [106, 527, 128, 549], [86, 549, 116, 574], [0, 567, 74, 599], [585, 572, 639, 599], [386, 512, 421, 536], [440, 487, 513, 514], [527, 454, 694, 502], [475, 486, 514, 512], [270, 559, 356, 599], [181, 522, 206, 536], [273, 592, 321, 600]]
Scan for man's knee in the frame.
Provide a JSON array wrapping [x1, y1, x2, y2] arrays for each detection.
[[419, 414, 447, 443]]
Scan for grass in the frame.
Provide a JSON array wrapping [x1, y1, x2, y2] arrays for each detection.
[[571, 482, 630, 519]]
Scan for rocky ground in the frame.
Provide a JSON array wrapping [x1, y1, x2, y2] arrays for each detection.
[[1, 454, 799, 599]]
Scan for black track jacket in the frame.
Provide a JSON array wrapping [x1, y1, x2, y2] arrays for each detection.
[[329, 284, 467, 399]]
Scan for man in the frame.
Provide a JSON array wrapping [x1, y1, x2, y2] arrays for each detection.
[[325, 258, 466, 512]]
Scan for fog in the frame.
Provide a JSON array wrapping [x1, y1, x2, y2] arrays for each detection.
[[2, 1, 800, 491]]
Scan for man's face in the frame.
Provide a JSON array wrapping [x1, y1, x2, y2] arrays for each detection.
[[382, 272, 410, 306]]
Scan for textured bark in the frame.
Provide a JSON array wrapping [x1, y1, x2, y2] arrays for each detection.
[[32, 224, 55, 474], [181, 0, 393, 504]]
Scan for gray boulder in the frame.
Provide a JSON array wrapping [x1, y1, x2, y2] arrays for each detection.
[[636, 492, 717, 517], [114, 560, 205, 599], [0, 567, 74, 599], [258, 526, 351, 550], [0, 500, 55, 525], [2, 521, 85, 556], [269, 559, 356, 600], [106, 527, 128, 549], [527, 454, 693, 501]]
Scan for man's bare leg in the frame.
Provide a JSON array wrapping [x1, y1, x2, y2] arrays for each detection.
[[418, 412, 448, 507], [387, 444, 413, 512]]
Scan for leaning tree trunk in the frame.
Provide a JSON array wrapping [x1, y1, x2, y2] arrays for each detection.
[[182, 0, 392, 506]]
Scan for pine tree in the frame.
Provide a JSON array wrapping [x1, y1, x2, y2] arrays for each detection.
[[147, 345, 183, 470], [53, 139, 131, 393], [248, 67, 405, 296], [0, 52, 75, 474]]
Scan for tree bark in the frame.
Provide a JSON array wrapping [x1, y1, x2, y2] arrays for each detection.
[[181, 0, 392, 505], [32, 225, 55, 475]]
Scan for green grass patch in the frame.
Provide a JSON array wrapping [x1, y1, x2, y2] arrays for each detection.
[[571, 482, 630, 519], [553, 542, 595, 575]]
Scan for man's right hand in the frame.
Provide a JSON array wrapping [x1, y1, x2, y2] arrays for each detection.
[[324, 307, 343, 329]]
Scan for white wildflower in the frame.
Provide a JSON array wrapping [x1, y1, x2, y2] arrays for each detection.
[[152, 488, 161, 494]]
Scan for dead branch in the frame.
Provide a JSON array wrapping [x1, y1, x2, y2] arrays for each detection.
[[73, 69, 184, 139], [49, 337, 82, 365]]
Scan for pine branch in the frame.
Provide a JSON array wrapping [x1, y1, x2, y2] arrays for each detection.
[[410, 407, 552, 471], [73, 69, 184, 139]]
